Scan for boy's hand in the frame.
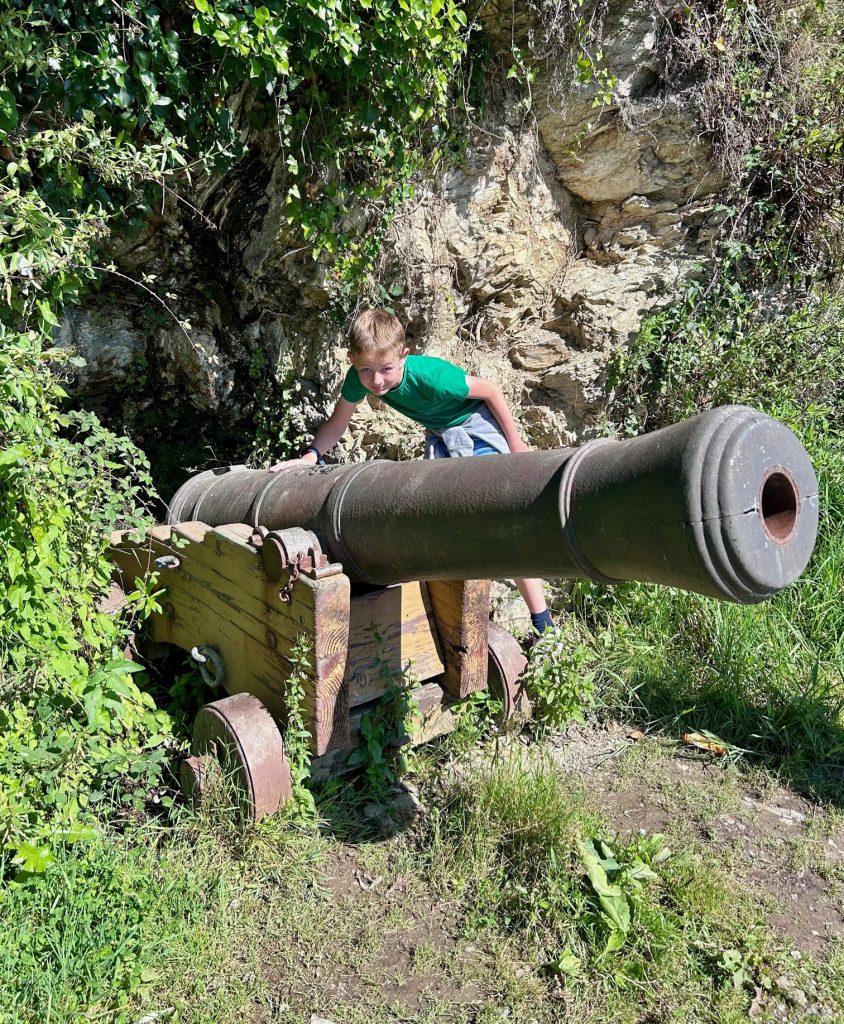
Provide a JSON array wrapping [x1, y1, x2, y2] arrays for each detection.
[[509, 438, 532, 453], [268, 454, 317, 473]]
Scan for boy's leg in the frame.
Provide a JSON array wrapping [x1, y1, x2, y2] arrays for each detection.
[[515, 577, 555, 633]]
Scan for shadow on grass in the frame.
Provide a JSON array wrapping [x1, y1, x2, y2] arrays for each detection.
[[612, 662, 844, 804], [311, 773, 425, 844]]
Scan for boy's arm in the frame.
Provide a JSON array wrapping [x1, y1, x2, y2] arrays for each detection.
[[465, 376, 530, 453], [269, 398, 359, 472]]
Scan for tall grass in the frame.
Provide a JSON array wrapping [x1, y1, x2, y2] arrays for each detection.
[[0, 812, 326, 1024]]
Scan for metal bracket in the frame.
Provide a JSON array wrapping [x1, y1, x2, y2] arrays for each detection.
[[251, 525, 343, 586], [190, 644, 225, 690]]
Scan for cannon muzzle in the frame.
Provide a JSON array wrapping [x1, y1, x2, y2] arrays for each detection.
[[168, 405, 818, 603]]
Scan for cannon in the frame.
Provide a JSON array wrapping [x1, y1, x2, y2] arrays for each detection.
[[109, 405, 818, 819]]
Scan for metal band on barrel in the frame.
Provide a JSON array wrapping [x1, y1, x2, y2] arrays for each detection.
[[558, 438, 622, 585], [252, 470, 294, 528], [323, 461, 385, 584], [191, 470, 241, 526]]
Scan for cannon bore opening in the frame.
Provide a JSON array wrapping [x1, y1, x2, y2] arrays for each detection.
[[760, 470, 798, 543]]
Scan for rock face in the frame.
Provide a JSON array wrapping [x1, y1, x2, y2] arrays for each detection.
[[62, 0, 725, 466]]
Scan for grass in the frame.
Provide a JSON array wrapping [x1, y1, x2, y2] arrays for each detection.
[[0, 805, 329, 1024], [4, 733, 844, 1024], [415, 747, 822, 1023]]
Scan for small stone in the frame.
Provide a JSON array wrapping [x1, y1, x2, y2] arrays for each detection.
[[775, 976, 809, 1009]]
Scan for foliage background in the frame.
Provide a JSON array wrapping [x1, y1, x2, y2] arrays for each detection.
[[0, 0, 467, 855]]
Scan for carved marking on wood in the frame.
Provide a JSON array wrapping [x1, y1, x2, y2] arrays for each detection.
[[345, 582, 445, 708], [426, 579, 490, 698]]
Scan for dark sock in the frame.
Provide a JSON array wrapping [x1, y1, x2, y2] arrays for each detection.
[[530, 609, 554, 634]]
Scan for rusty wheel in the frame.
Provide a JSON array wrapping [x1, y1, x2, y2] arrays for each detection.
[[180, 692, 292, 822], [486, 621, 531, 724]]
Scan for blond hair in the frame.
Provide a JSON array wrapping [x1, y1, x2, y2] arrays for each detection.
[[348, 308, 405, 359]]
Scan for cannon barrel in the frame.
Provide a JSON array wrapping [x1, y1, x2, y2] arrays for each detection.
[[168, 405, 819, 603]]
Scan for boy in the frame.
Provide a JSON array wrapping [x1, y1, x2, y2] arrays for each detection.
[[269, 308, 555, 633]]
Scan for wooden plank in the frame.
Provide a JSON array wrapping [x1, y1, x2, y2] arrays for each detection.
[[109, 524, 351, 755], [113, 527, 318, 653], [426, 579, 491, 698], [345, 582, 445, 708], [310, 680, 457, 781], [310, 570, 352, 755]]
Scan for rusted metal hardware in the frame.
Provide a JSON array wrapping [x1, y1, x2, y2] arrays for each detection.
[[249, 524, 340, 589], [182, 692, 292, 820], [486, 621, 530, 723], [167, 405, 819, 604], [153, 554, 181, 571], [190, 643, 225, 690]]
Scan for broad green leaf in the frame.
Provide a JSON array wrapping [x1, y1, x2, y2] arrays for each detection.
[[598, 891, 631, 933], [0, 88, 18, 140], [13, 842, 55, 874], [37, 300, 60, 327]]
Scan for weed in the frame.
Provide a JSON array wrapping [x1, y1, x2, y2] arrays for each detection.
[[449, 686, 504, 753], [412, 742, 829, 1019], [280, 634, 318, 822], [347, 629, 421, 796], [576, 834, 669, 953], [521, 623, 596, 735], [616, 736, 672, 781]]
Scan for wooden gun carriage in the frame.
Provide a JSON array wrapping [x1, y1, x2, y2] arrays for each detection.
[[110, 521, 527, 820]]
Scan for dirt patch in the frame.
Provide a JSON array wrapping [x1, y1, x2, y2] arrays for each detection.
[[258, 723, 844, 1022], [549, 721, 844, 955], [273, 846, 488, 1018]]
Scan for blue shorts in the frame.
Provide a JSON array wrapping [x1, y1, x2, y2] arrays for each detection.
[[472, 439, 497, 456], [428, 437, 499, 458]]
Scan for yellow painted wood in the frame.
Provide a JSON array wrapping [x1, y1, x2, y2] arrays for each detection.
[[345, 582, 446, 707], [109, 523, 351, 755], [426, 579, 491, 698]]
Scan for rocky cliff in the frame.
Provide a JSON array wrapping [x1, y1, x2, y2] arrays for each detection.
[[58, 0, 725, 472]]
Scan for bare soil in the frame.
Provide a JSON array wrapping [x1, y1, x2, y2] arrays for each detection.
[[259, 720, 844, 1021], [549, 721, 844, 956]]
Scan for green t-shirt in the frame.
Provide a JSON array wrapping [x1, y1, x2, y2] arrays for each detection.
[[341, 354, 484, 431]]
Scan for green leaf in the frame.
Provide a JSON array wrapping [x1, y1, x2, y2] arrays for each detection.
[[37, 300, 60, 327], [431, 0, 444, 14], [546, 948, 582, 977], [13, 842, 55, 875], [598, 891, 631, 934], [578, 838, 631, 935], [0, 88, 18, 140], [604, 926, 627, 953], [0, 446, 25, 468]]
